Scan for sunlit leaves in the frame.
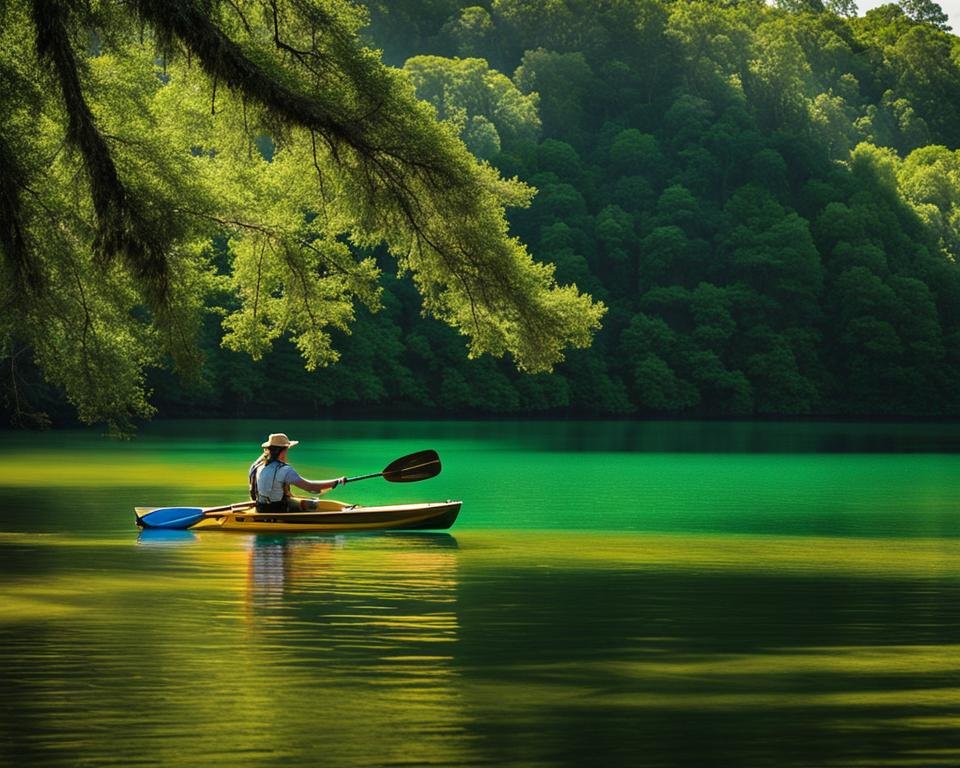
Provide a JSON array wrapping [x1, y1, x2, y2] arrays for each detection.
[[403, 55, 540, 157], [0, 0, 605, 429]]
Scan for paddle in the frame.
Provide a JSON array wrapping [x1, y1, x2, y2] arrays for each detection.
[[135, 449, 442, 530], [135, 501, 255, 530], [348, 449, 441, 483]]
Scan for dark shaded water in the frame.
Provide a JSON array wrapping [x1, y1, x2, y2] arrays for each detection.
[[1, 420, 959, 767]]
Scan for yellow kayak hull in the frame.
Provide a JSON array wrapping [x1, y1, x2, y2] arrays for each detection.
[[134, 500, 461, 533]]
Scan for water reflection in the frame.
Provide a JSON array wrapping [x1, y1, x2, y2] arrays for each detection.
[[2, 530, 960, 767], [229, 532, 470, 767], [136, 528, 198, 546], [445, 534, 960, 768], [0, 531, 469, 768], [242, 532, 460, 636]]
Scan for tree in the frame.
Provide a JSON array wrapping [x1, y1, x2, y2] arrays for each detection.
[[513, 48, 595, 145], [775, 0, 826, 12], [535, 139, 584, 182], [0, 0, 604, 431], [746, 19, 813, 130], [825, 0, 858, 16], [403, 54, 541, 158], [362, 0, 465, 64], [889, 25, 960, 144], [898, 145, 960, 257], [666, 0, 752, 94], [746, 336, 820, 413], [608, 129, 667, 179], [898, 0, 951, 29], [439, 6, 497, 59], [809, 92, 858, 160], [639, 226, 694, 288], [719, 185, 823, 323], [619, 311, 700, 411]]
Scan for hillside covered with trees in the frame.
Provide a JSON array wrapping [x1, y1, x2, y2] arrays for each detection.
[[6, 0, 960, 425]]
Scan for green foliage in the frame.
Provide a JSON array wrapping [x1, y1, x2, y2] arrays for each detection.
[[0, 0, 603, 431], [899, 0, 951, 30], [403, 54, 541, 158], [440, 6, 496, 58], [826, 0, 859, 16], [513, 48, 595, 145], [6, 0, 960, 426]]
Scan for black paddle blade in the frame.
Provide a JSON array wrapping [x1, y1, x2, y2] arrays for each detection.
[[382, 449, 441, 482]]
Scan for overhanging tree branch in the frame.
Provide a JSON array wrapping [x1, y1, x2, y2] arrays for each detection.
[[0, 132, 42, 298], [128, 0, 465, 197], [30, 0, 170, 307]]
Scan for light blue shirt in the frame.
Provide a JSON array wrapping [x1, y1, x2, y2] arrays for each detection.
[[250, 460, 303, 502]]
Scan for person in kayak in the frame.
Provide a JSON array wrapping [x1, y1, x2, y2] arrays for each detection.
[[249, 433, 347, 512]]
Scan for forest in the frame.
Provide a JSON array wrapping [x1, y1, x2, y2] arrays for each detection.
[[4, 0, 960, 426]]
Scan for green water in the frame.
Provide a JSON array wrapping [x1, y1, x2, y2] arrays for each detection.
[[2, 420, 960, 767]]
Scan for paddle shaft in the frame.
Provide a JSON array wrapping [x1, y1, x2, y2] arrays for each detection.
[[346, 470, 384, 483], [205, 501, 256, 514]]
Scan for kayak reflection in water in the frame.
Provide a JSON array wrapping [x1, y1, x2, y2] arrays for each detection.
[[249, 432, 347, 513]]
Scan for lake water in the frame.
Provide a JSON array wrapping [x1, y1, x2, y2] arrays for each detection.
[[1, 420, 959, 767]]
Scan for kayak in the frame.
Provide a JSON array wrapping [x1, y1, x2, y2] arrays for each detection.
[[134, 499, 461, 533]]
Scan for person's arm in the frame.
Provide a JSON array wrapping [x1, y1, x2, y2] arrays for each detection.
[[288, 472, 347, 495]]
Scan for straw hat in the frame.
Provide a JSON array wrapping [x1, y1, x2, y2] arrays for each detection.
[[261, 433, 299, 449]]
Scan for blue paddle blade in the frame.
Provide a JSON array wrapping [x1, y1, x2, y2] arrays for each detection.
[[136, 507, 205, 530]]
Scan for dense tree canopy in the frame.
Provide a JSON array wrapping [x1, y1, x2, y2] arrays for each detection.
[[0, 0, 603, 431], [4, 0, 960, 427]]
